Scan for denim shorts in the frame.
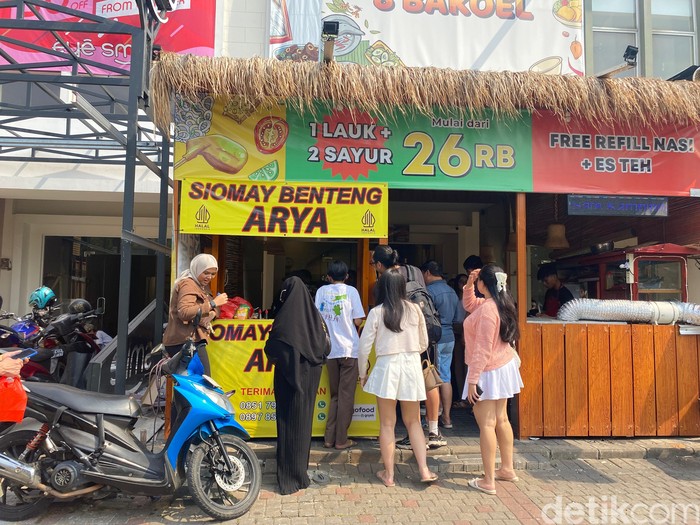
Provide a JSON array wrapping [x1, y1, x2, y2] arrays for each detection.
[[436, 341, 455, 383]]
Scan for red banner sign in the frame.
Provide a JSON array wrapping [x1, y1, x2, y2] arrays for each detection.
[[532, 112, 700, 196]]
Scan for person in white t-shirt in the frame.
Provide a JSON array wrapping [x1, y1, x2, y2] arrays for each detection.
[[315, 260, 366, 450]]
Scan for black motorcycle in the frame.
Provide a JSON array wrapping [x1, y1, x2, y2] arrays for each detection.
[[0, 297, 105, 387]]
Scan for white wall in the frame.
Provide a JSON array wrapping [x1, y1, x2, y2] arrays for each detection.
[[0, 204, 166, 315], [217, 0, 269, 58]]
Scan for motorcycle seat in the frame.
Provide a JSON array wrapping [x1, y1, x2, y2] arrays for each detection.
[[26, 382, 140, 417]]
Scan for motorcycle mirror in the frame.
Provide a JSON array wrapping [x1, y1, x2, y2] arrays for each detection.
[[149, 343, 164, 357], [95, 297, 106, 315], [0, 296, 3, 309], [162, 349, 183, 375]]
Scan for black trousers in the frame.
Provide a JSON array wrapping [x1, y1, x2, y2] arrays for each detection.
[[273, 352, 322, 495], [163, 340, 210, 376]]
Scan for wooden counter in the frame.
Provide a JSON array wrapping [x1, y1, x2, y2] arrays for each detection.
[[517, 321, 700, 438]]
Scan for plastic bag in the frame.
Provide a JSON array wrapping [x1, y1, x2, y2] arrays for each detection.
[[0, 377, 27, 422], [218, 297, 253, 320]]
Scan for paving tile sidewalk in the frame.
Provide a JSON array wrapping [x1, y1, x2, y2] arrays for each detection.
[[136, 407, 700, 473], [237, 407, 700, 470], [21, 455, 700, 525]]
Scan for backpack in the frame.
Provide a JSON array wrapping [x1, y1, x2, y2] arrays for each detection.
[[404, 265, 442, 345]]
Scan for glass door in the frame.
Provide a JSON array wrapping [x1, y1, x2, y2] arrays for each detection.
[[634, 257, 685, 301]]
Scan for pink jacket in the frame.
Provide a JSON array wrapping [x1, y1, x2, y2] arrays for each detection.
[[462, 284, 513, 385]]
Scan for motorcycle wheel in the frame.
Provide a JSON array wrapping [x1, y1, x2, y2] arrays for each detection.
[[187, 434, 261, 520], [0, 430, 53, 521]]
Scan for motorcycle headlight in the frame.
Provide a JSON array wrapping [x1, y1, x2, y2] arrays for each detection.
[[191, 382, 234, 413]]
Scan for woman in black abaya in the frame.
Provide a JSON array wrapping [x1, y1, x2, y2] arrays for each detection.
[[264, 276, 330, 495]]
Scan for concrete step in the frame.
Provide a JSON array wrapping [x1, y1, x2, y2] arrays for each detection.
[[248, 435, 700, 475]]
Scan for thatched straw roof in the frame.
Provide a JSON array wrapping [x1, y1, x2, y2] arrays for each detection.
[[151, 53, 700, 132]]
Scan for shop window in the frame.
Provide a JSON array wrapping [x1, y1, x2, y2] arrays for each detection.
[[652, 34, 694, 78], [651, 0, 696, 79], [591, 0, 638, 77], [591, 0, 637, 29], [636, 258, 684, 301], [42, 236, 168, 336], [592, 30, 639, 77], [590, 0, 697, 79], [651, 0, 694, 31]]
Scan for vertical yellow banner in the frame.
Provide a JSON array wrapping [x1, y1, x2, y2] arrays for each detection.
[[207, 319, 379, 439]]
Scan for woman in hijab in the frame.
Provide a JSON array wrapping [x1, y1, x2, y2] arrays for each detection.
[[162, 253, 228, 376], [264, 275, 330, 495]]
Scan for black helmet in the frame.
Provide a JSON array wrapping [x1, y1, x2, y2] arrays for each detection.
[[68, 298, 92, 314]]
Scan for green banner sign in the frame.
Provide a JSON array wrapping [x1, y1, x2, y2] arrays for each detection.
[[285, 105, 533, 192]]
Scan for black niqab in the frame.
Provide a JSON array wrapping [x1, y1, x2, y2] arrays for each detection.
[[266, 276, 329, 365]]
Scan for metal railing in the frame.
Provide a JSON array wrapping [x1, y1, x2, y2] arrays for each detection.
[[85, 299, 162, 394]]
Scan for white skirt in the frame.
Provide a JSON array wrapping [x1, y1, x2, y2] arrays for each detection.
[[364, 352, 427, 402], [463, 357, 523, 401]]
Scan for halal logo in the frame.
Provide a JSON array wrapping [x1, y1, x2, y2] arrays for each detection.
[[362, 209, 376, 229], [196, 205, 210, 225]]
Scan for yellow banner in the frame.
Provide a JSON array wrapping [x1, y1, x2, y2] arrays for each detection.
[[207, 319, 380, 439], [174, 101, 287, 182], [179, 179, 388, 238]]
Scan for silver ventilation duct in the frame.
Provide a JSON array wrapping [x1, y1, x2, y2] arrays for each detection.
[[557, 298, 700, 325]]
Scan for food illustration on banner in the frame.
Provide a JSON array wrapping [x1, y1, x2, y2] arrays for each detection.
[[175, 95, 253, 175], [366, 40, 405, 68], [552, 0, 582, 27], [254, 116, 290, 154], [175, 135, 249, 175], [174, 94, 214, 142], [274, 1, 405, 68], [222, 96, 257, 124], [175, 99, 533, 192], [322, 13, 365, 56], [529, 56, 563, 75], [570, 37, 582, 60], [174, 98, 288, 181], [248, 160, 280, 181], [275, 43, 319, 62], [567, 34, 584, 75]]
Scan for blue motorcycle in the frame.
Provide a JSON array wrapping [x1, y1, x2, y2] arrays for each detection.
[[0, 288, 59, 349], [0, 347, 261, 521], [0, 311, 42, 349]]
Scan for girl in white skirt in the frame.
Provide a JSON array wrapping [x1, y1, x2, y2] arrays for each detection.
[[462, 264, 524, 496], [358, 270, 438, 487]]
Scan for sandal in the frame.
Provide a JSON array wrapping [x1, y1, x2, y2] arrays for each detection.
[[420, 472, 439, 483], [376, 470, 395, 487], [468, 478, 496, 495], [495, 472, 519, 482], [322, 442, 334, 449], [335, 439, 356, 450]]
